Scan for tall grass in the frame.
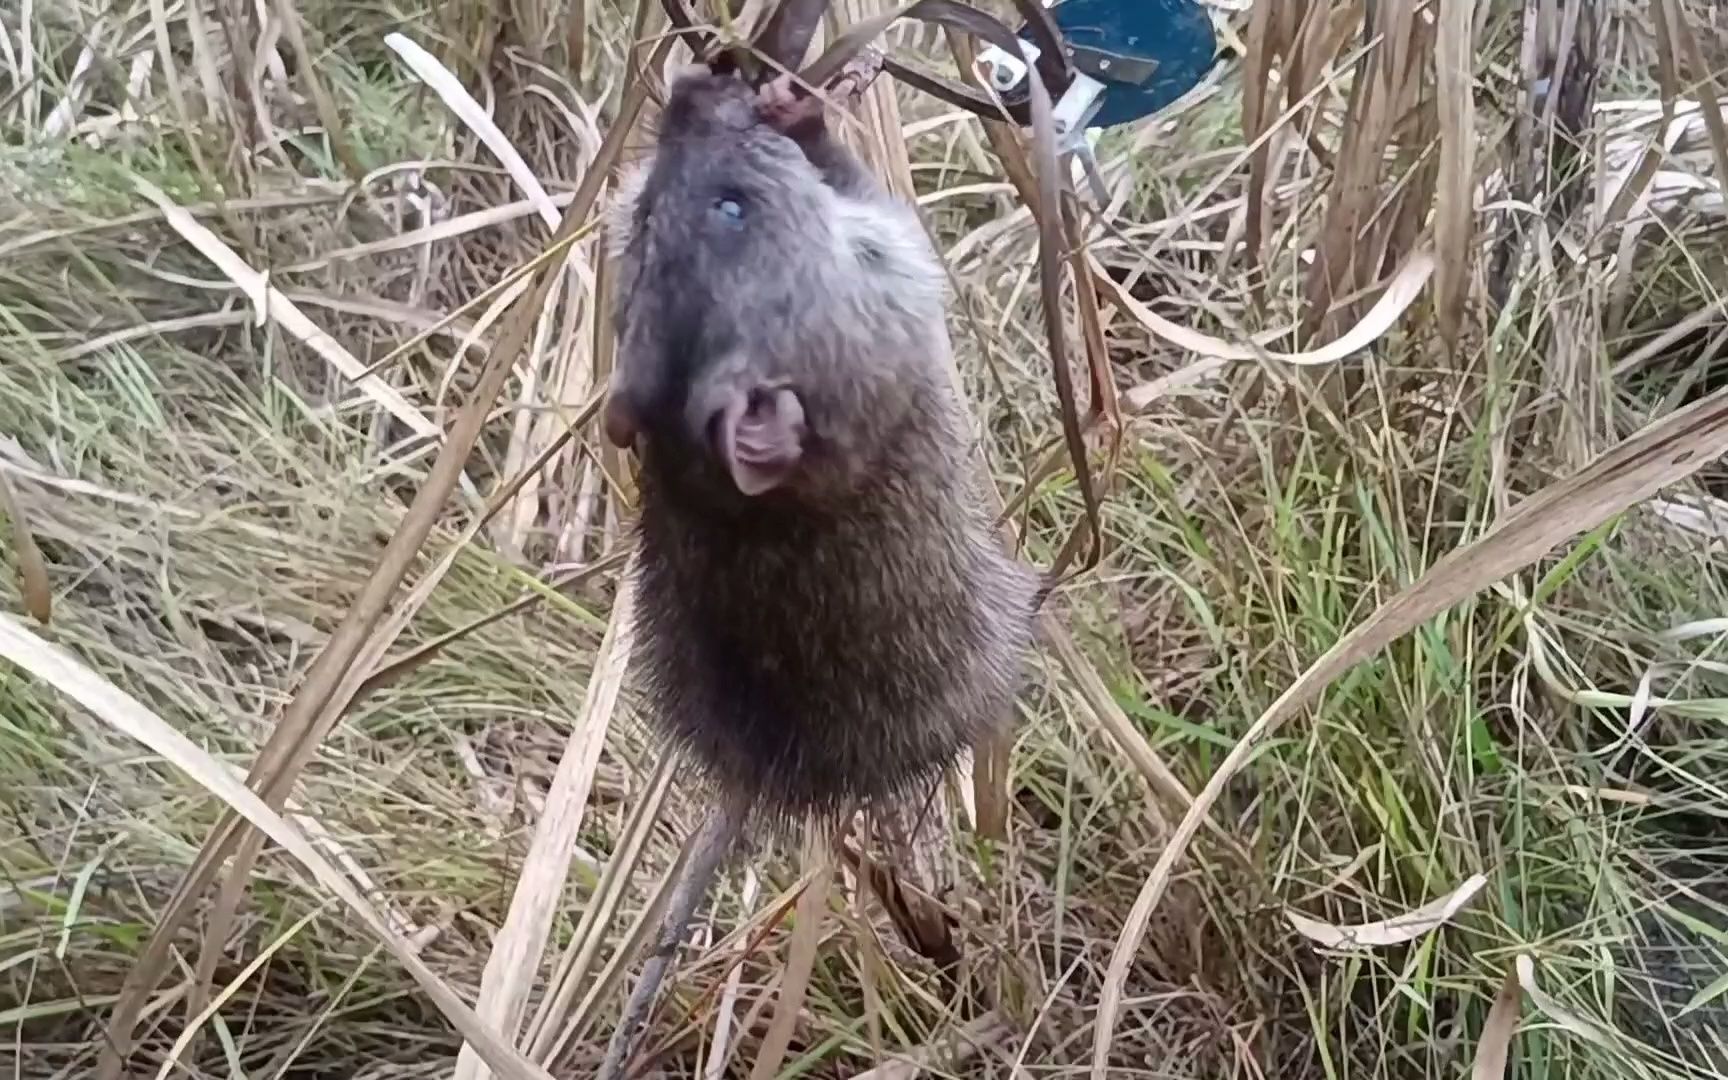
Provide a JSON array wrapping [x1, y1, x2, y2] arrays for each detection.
[[2, 1, 1726, 1077]]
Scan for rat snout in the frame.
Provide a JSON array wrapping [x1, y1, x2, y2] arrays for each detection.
[[601, 391, 639, 450], [713, 387, 806, 497], [603, 367, 649, 449]]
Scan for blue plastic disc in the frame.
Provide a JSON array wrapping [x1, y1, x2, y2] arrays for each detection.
[[1027, 0, 1218, 129]]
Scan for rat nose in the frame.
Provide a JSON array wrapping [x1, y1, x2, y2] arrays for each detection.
[[602, 392, 639, 449], [703, 388, 765, 444], [698, 387, 779, 457], [603, 366, 653, 449]]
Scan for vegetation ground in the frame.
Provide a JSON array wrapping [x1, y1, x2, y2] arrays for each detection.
[[2, 1, 1726, 1078]]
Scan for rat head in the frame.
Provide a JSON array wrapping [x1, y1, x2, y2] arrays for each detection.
[[604, 67, 949, 504]]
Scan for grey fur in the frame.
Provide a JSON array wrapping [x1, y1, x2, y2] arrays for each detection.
[[608, 69, 1038, 825]]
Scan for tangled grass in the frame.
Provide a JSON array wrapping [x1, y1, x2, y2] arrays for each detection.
[[2, 1, 1727, 1077]]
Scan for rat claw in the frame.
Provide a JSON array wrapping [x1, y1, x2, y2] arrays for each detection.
[[758, 72, 801, 106], [756, 73, 825, 138]]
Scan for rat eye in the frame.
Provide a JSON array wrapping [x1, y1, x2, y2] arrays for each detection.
[[713, 196, 746, 222]]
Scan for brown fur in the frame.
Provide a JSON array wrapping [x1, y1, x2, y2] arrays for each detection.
[[607, 70, 1037, 825]]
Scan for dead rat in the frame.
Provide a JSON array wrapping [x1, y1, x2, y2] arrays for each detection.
[[597, 65, 1037, 1078]]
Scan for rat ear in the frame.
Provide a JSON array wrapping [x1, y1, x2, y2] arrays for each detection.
[[717, 387, 806, 496]]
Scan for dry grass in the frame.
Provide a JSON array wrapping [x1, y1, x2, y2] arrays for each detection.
[[3, 1, 1728, 1078]]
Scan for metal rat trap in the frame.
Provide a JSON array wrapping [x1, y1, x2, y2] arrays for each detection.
[[660, 0, 1218, 144], [977, 0, 1220, 200]]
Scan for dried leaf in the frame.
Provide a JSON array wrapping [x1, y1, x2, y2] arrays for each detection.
[[0, 471, 51, 624], [1302, 2, 1430, 341], [1240, 0, 1279, 258], [1661, 617, 1728, 642], [748, 828, 833, 1080], [526, 753, 680, 1061], [1625, 666, 1656, 740], [1047, 618, 1184, 831], [357, 547, 620, 700], [701, 868, 761, 1080], [1433, 0, 1477, 349], [1287, 873, 1488, 948], [1097, 250, 1435, 369], [1470, 967, 1523, 1080], [1515, 954, 1622, 1050], [847, 1012, 1018, 1079], [386, 33, 563, 231], [288, 193, 578, 273], [971, 726, 1011, 842]]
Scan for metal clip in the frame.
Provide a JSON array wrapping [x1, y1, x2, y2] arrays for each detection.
[[1069, 131, 1110, 206], [1053, 71, 1110, 204], [976, 39, 1038, 95], [1051, 70, 1105, 149], [975, 37, 1111, 205]]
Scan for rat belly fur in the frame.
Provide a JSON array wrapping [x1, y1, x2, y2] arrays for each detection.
[[630, 453, 1037, 822]]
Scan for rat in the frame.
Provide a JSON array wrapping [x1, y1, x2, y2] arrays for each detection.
[[596, 64, 1037, 1079]]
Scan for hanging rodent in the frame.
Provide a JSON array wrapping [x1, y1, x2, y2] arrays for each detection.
[[597, 64, 1037, 1078]]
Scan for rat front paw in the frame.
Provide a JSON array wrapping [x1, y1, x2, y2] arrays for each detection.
[[756, 74, 826, 139]]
